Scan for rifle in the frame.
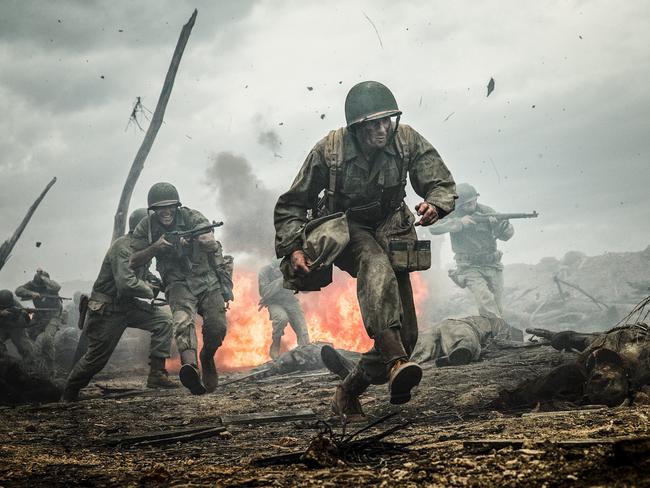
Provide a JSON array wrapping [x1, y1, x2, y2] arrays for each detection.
[[20, 294, 71, 301], [1, 307, 59, 328], [525, 327, 554, 340], [471, 211, 539, 223], [164, 221, 223, 258]]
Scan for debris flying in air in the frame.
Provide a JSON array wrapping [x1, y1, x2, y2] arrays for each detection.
[[443, 112, 455, 122], [35, 242, 42, 248], [487, 77, 495, 97], [362, 12, 383, 49]]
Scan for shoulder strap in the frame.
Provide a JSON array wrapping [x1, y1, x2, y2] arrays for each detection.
[[323, 128, 345, 214], [393, 126, 410, 188]]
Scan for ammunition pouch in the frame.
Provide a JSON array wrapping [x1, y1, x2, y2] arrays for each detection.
[[281, 212, 350, 291], [376, 204, 431, 272], [77, 294, 89, 330], [346, 201, 384, 225]]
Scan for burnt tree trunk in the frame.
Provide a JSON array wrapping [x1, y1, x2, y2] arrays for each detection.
[[0, 177, 57, 271], [111, 9, 198, 241]]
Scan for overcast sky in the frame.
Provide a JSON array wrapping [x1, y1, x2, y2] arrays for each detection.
[[0, 0, 648, 289]]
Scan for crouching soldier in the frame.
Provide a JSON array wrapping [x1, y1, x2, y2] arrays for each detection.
[[61, 208, 175, 402], [0, 289, 36, 365]]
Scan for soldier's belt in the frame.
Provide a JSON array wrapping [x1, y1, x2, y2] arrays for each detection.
[[455, 251, 502, 266]]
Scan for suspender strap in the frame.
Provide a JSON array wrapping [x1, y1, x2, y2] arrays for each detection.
[[325, 129, 344, 214]]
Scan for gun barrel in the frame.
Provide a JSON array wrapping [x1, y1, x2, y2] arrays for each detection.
[[525, 327, 555, 339], [474, 211, 539, 221]]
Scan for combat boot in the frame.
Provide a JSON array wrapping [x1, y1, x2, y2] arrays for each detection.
[[388, 359, 422, 405], [269, 337, 281, 360], [179, 349, 206, 395], [331, 364, 370, 419], [200, 347, 218, 393], [60, 387, 79, 403], [321, 344, 355, 380], [147, 357, 176, 389]]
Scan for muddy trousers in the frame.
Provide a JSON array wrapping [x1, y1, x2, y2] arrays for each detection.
[[268, 302, 310, 345], [28, 315, 63, 372], [0, 328, 36, 364], [64, 305, 172, 393], [432, 321, 482, 362], [454, 266, 504, 318], [166, 284, 227, 362], [335, 223, 418, 385]]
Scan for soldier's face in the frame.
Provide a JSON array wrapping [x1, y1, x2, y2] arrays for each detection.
[[357, 117, 392, 149], [154, 205, 176, 227], [459, 199, 478, 214]]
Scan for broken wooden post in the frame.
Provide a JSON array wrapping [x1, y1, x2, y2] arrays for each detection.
[[0, 177, 57, 272], [111, 9, 198, 241]]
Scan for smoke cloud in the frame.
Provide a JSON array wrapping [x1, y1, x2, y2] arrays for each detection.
[[257, 129, 282, 156], [206, 152, 278, 260]]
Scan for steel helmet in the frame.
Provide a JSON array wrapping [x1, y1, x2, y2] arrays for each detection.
[[0, 289, 14, 308], [147, 182, 181, 209], [456, 183, 479, 205], [344, 81, 402, 127], [128, 208, 149, 233]]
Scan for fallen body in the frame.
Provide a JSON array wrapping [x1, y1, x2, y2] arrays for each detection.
[[499, 323, 650, 408]]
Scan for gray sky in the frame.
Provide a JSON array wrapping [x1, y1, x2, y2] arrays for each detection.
[[1, 0, 649, 288]]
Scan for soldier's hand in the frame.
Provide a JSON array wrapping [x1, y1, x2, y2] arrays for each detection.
[[488, 216, 498, 226], [153, 235, 173, 250], [197, 233, 219, 252], [290, 250, 311, 274], [460, 215, 476, 227], [0, 309, 11, 318], [414, 202, 439, 226], [32, 292, 41, 300], [497, 220, 510, 234]]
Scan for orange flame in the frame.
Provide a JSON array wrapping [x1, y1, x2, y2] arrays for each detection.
[[169, 267, 429, 372]]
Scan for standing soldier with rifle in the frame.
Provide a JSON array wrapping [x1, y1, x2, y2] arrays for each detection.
[[0, 289, 36, 364], [130, 182, 232, 395], [61, 208, 175, 402], [258, 259, 310, 359], [429, 183, 537, 318], [15, 269, 66, 372], [274, 81, 456, 416]]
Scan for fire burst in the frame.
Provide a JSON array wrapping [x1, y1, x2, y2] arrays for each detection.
[[187, 268, 429, 371]]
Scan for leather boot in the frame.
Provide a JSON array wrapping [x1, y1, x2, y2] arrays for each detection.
[[147, 356, 177, 389], [321, 344, 355, 380], [179, 349, 206, 395], [331, 364, 371, 419], [388, 359, 422, 405], [60, 387, 79, 403], [269, 337, 281, 360], [200, 347, 218, 393]]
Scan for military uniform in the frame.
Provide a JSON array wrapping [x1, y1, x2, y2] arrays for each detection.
[[412, 315, 521, 366], [429, 202, 514, 318], [0, 294, 36, 364], [63, 233, 173, 399], [15, 272, 65, 370], [131, 206, 228, 392], [258, 261, 310, 359], [275, 122, 455, 392]]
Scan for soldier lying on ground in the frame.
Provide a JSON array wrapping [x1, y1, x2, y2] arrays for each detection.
[[411, 315, 523, 366], [61, 208, 175, 402], [498, 323, 650, 408]]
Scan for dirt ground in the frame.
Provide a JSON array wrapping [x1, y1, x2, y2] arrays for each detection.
[[1, 346, 649, 487]]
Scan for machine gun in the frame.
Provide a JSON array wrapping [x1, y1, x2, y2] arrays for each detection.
[[472, 211, 539, 223], [163, 221, 223, 258], [20, 294, 71, 302], [0, 307, 59, 328]]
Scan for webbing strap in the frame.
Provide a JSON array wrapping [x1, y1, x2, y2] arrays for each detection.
[[325, 129, 344, 214]]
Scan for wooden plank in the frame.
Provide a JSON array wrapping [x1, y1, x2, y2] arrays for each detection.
[[104, 424, 222, 446], [221, 408, 316, 425], [133, 427, 226, 447]]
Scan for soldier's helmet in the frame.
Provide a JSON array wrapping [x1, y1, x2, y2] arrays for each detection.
[[147, 182, 181, 209], [0, 289, 14, 308], [456, 183, 479, 205], [128, 207, 149, 233], [344, 81, 402, 127]]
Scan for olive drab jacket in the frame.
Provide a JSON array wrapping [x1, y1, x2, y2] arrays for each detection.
[[429, 203, 514, 267], [15, 273, 62, 320], [91, 234, 155, 305], [131, 207, 223, 296], [274, 124, 456, 257]]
